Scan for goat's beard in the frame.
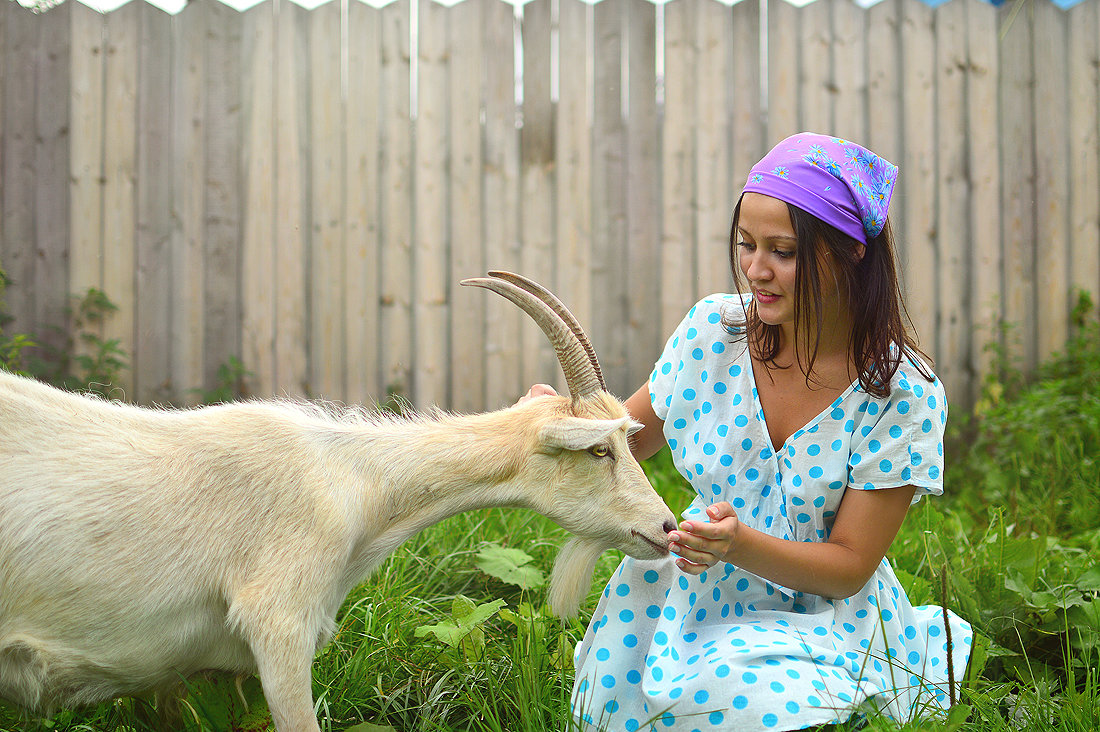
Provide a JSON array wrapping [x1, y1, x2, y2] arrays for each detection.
[[548, 537, 608, 618]]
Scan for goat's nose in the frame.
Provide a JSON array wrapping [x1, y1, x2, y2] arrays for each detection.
[[663, 519, 677, 534]]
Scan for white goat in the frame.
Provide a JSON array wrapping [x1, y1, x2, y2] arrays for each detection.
[[0, 272, 675, 732]]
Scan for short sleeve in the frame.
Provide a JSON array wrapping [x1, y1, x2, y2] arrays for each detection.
[[649, 304, 699, 422], [648, 295, 745, 422], [848, 359, 948, 503]]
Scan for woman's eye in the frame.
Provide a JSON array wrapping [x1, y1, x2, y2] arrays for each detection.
[[736, 241, 755, 252], [775, 249, 795, 259], [589, 445, 610, 458]]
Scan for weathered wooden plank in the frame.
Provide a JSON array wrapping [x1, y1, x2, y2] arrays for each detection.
[[413, 0, 449, 409], [866, 0, 903, 251], [799, 0, 832, 134], [832, 0, 867, 142], [660, 0, 697, 339], [766, 0, 799, 143], [240, 1, 276, 396], [309, 0, 345, 399], [625, 0, 660, 389], [966, 0, 1002, 390], [203, 0, 243, 391], [69, 1, 105, 348], [1033, 0, 1069, 363], [730, 0, 762, 197], [2, 1, 38, 338], [345, 0, 381, 406], [170, 0, 207, 406], [934, 0, 970, 408], [694, 0, 733, 303], [379, 0, 413, 404], [999, 0, 1036, 372], [481, 0, 520, 408], [447, 0, 486, 412], [592, 0, 627, 394], [274, 1, 309, 397], [0, 1, 4, 276], [134, 3, 173, 404], [898, 0, 937, 355], [33, 2, 71, 359], [517, 0, 554, 397], [101, 2, 139, 396], [556, 0, 593, 395], [1067, 0, 1100, 308]]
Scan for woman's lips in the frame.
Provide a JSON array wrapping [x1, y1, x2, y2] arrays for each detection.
[[754, 290, 780, 304]]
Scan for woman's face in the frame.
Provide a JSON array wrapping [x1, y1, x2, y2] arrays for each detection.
[[735, 192, 800, 328]]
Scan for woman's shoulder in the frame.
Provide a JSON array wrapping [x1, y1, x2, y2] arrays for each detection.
[[681, 292, 753, 331], [860, 349, 948, 417]]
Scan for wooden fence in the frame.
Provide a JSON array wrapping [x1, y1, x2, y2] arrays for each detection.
[[1, 0, 1098, 414]]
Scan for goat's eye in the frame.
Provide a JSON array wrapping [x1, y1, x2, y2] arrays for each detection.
[[589, 445, 611, 458]]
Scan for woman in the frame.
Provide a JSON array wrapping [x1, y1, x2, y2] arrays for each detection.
[[528, 133, 972, 731]]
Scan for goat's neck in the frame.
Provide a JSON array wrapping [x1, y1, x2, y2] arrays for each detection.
[[334, 409, 538, 564]]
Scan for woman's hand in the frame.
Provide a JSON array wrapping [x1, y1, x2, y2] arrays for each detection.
[[516, 383, 558, 405], [666, 485, 918, 597], [668, 502, 740, 575]]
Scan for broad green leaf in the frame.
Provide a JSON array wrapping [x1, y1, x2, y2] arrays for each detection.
[[1068, 597, 1100, 632], [476, 544, 547, 589], [414, 597, 505, 649], [451, 594, 478, 620], [942, 703, 972, 731], [1001, 536, 1045, 581], [346, 723, 398, 732], [459, 597, 507, 627], [1004, 570, 1037, 604], [414, 619, 467, 648], [1076, 564, 1100, 593]]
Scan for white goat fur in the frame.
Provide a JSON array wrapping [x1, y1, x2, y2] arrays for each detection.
[[0, 369, 674, 731]]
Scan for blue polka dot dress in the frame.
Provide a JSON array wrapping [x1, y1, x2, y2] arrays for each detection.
[[571, 294, 972, 731]]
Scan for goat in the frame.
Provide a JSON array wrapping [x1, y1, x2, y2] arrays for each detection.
[[0, 271, 676, 732]]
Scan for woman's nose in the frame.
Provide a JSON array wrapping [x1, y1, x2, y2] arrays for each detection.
[[743, 253, 769, 282]]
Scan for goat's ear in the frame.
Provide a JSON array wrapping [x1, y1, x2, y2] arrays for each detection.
[[539, 417, 630, 451]]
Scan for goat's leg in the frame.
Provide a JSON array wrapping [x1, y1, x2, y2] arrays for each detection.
[[230, 595, 321, 732], [247, 625, 320, 732]]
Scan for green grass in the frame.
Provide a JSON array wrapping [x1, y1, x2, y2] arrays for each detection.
[[2, 304, 1098, 731]]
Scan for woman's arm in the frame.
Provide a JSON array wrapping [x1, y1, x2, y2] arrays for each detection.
[[622, 384, 666, 461], [668, 484, 917, 599]]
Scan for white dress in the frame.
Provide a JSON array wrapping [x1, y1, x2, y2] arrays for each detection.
[[571, 294, 972, 732]]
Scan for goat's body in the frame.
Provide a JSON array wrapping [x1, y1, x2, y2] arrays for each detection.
[[0, 369, 673, 730], [1, 373, 518, 712]]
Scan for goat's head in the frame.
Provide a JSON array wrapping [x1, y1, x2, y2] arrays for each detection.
[[461, 271, 677, 617]]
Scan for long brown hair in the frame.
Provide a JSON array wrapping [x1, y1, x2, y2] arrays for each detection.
[[724, 197, 933, 398]]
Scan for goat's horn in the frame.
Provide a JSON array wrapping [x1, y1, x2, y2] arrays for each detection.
[[460, 274, 604, 399], [485, 270, 606, 392]]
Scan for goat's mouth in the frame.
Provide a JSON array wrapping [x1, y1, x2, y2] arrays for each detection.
[[630, 529, 670, 556]]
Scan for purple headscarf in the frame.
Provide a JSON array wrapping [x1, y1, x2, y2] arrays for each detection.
[[741, 133, 899, 245]]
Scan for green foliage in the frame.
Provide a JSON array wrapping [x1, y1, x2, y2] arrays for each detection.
[[475, 543, 546, 590], [0, 268, 36, 374], [22, 288, 131, 397], [196, 355, 254, 405], [414, 596, 507, 660]]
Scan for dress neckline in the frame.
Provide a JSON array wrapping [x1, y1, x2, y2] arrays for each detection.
[[742, 350, 859, 455]]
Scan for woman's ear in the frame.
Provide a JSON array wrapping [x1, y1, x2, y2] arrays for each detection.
[[854, 242, 867, 262]]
